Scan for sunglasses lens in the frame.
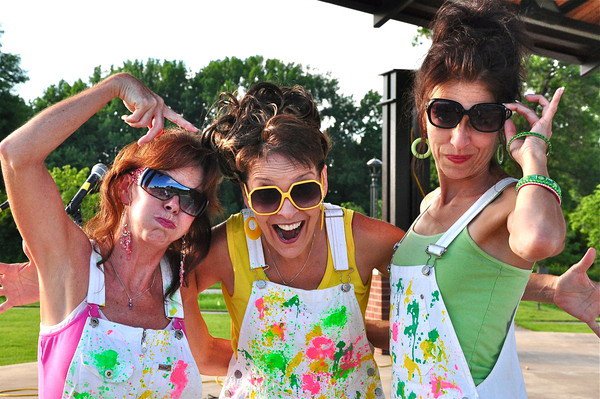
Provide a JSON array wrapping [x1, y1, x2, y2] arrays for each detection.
[[140, 169, 207, 216], [290, 181, 322, 208], [429, 100, 463, 128], [470, 104, 506, 132], [250, 187, 283, 214]]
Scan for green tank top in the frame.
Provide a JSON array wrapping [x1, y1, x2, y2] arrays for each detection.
[[391, 227, 531, 385]]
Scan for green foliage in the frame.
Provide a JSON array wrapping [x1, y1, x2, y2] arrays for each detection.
[[569, 185, 600, 248]]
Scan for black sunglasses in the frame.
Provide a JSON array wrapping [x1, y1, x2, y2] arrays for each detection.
[[427, 98, 512, 133], [139, 169, 208, 217]]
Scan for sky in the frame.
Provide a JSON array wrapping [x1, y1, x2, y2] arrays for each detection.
[[0, 0, 430, 102]]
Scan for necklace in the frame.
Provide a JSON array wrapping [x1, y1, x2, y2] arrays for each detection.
[[265, 233, 316, 286], [109, 261, 158, 309]]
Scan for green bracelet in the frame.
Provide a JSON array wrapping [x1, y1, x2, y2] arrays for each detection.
[[506, 132, 552, 158], [515, 174, 562, 205]]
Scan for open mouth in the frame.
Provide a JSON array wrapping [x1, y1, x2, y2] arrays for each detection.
[[273, 221, 304, 243]]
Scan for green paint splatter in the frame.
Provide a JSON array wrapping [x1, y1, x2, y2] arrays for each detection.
[[262, 352, 288, 374], [394, 277, 404, 293], [283, 295, 300, 309], [73, 393, 95, 399], [404, 299, 420, 359], [290, 373, 300, 390], [431, 290, 440, 307], [428, 328, 439, 342], [323, 306, 347, 328], [93, 349, 119, 373]]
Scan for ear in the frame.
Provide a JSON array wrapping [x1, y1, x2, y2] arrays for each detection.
[[320, 165, 328, 198], [117, 174, 134, 205]]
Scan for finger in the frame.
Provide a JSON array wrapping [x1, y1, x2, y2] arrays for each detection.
[[541, 87, 564, 120], [137, 111, 165, 146], [164, 107, 199, 133], [503, 117, 517, 142], [523, 93, 550, 109], [504, 102, 540, 128], [572, 247, 597, 274]]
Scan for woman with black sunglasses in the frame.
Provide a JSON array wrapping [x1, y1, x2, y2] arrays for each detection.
[[388, 1, 571, 397], [0, 72, 229, 398]]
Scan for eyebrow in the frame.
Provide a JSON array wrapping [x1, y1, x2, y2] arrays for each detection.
[[253, 173, 316, 185]]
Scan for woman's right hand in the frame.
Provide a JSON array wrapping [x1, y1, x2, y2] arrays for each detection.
[[112, 73, 198, 145]]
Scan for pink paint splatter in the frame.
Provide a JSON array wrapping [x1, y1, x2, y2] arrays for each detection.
[[170, 360, 189, 399], [255, 298, 265, 319], [340, 349, 360, 370], [392, 322, 399, 342], [306, 336, 335, 360], [302, 373, 321, 395], [106, 329, 113, 335], [429, 374, 461, 398]]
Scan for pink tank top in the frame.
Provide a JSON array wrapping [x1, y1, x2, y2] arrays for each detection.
[[37, 247, 193, 399]]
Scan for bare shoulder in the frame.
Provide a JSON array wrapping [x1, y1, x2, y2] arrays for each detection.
[[352, 211, 404, 274]]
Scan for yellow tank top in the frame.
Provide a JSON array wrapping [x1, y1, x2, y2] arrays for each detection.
[[222, 208, 370, 352]]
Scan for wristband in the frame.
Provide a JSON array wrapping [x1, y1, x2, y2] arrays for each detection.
[[507, 132, 552, 159], [516, 174, 562, 205]]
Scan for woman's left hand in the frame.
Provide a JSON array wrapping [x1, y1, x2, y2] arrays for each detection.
[[504, 87, 564, 166]]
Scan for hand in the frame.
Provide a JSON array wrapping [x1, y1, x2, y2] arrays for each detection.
[[0, 261, 40, 313], [504, 87, 564, 166], [114, 73, 199, 145], [554, 248, 600, 337]]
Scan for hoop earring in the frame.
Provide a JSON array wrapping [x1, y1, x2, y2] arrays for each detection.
[[495, 145, 505, 165], [411, 138, 431, 159], [119, 210, 132, 260], [179, 236, 187, 288]]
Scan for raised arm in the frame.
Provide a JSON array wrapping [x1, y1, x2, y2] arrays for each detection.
[[0, 73, 197, 324], [505, 89, 566, 261]]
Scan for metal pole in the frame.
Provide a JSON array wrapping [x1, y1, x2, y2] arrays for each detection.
[[367, 158, 382, 218]]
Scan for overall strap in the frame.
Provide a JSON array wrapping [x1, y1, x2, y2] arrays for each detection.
[[161, 257, 184, 319], [426, 177, 517, 258], [324, 203, 349, 271], [86, 244, 106, 306], [242, 205, 350, 271], [242, 208, 267, 270]]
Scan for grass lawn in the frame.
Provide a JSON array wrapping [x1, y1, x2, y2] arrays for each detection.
[[198, 293, 228, 311], [515, 301, 598, 333], [0, 303, 231, 366], [1, 295, 595, 366]]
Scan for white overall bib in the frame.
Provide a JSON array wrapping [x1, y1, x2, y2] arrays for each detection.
[[389, 178, 527, 399], [220, 204, 384, 399], [62, 250, 202, 398]]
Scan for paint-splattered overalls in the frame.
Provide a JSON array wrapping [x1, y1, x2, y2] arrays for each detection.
[[38, 247, 202, 399], [220, 204, 384, 399], [389, 178, 528, 399]]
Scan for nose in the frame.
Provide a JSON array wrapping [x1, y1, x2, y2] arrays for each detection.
[[277, 197, 297, 218], [163, 195, 181, 214], [449, 117, 471, 150]]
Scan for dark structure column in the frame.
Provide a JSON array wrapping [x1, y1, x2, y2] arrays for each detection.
[[366, 69, 429, 353]]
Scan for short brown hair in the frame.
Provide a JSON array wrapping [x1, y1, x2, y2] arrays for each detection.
[[84, 128, 222, 297], [204, 83, 331, 182], [414, 0, 528, 136]]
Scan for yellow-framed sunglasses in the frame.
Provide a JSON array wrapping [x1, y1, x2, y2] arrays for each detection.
[[244, 179, 325, 216]]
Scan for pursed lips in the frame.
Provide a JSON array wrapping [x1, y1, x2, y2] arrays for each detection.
[[155, 217, 176, 229]]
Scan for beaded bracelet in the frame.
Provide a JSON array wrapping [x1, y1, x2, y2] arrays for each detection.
[[507, 132, 552, 158], [515, 174, 562, 205]]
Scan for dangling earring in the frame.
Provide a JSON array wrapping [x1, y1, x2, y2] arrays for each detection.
[[119, 210, 132, 259], [411, 137, 431, 159], [495, 145, 505, 165], [179, 236, 187, 288]]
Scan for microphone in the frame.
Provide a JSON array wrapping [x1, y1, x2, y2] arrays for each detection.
[[65, 163, 108, 217]]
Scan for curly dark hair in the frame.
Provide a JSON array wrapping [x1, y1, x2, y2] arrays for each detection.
[[84, 128, 222, 298], [203, 82, 331, 183], [414, 0, 529, 136]]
